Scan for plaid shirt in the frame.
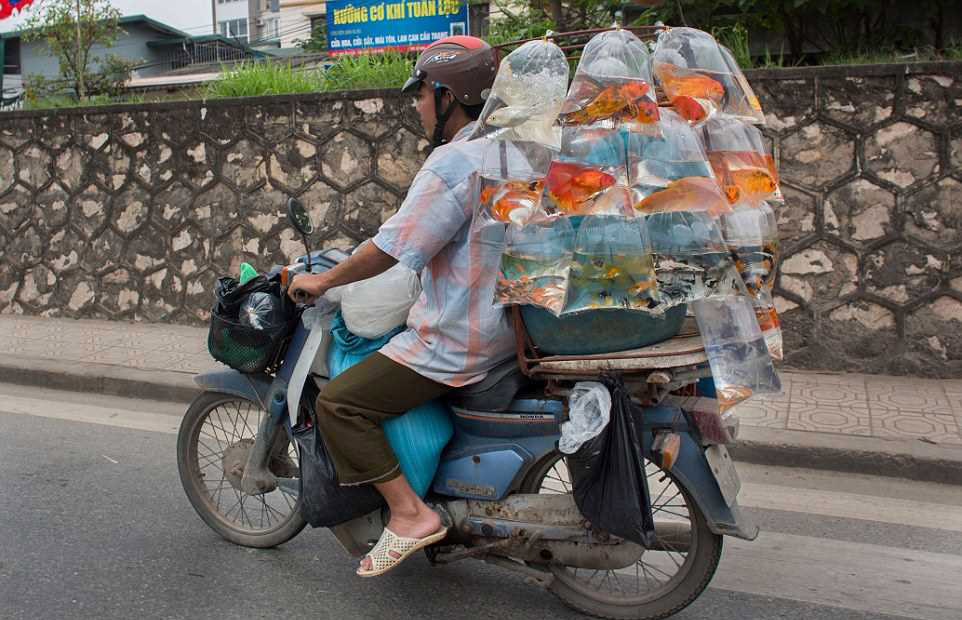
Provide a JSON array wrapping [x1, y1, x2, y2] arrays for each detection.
[[372, 124, 515, 387]]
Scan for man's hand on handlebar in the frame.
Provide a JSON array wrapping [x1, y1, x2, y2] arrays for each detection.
[[288, 273, 328, 305]]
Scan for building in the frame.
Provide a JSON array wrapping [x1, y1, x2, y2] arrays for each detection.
[[0, 14, 261, 99], [213, 0, 252, 43], [252, 0, 325, 49]]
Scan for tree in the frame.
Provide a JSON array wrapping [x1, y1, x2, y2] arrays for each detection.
[[22, 0, 139, 100], [487, 0, 631, 46], [295, 21, 327, 53]]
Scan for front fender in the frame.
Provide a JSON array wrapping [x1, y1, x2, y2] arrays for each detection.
[[642, 405, 758, 541], [193, 370, 273, 412]]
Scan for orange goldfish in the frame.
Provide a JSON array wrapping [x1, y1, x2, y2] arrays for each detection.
[[717, 385, 754, 412], [671, 95, 710, 123], [755, 306, 780, 332], [483, 180, 544, 224], [634, 176, 731, 217], [563, 80, 653, 125], [624, 99, 660, 124], [657, 63, 725, 102], [725, 169, 777, 204], [629, 279, 657, 295], [546, 161, 616, 214]]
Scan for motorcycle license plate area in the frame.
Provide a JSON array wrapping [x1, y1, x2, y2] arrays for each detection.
[[705, 444, 740, 506]]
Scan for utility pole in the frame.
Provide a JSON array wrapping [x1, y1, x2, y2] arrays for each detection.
[[212, 0, 217, 35], [75, 0, 84, 99]]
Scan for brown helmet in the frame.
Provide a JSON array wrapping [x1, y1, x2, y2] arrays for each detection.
[[402, 36, 499, 107]]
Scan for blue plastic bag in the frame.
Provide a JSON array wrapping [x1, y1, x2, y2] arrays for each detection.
[[326, 312, 454, 497]]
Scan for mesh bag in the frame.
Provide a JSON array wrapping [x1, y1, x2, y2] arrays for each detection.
[[208, 275, 297, 374]]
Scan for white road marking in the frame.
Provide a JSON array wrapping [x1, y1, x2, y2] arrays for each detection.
[[714, 532, 962, 620], [0, 394, 180, 435], [738, 481, 962, 533]]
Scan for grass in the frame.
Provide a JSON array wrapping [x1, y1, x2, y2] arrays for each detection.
[[205, 52, 412, 99], [22, 89, 203, 110], [819, 46, 957, 67], [713, 23, 752, 69]]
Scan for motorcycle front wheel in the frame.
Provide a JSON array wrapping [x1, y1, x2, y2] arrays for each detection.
[[521, 452, 723, 620], [177, 391, 307, 548]]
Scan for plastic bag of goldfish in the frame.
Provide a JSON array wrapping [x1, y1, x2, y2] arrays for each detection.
[[471, 27, 784, 410]]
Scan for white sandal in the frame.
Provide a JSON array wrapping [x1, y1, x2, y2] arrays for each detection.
[[356, 526, 448, 578]]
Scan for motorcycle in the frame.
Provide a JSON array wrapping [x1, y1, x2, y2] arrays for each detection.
[[177, 198, 757, 620]]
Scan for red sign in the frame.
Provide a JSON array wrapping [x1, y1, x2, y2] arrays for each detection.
[[0, 0, 39, 20]]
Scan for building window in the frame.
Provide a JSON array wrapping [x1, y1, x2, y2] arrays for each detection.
[[264, 18, 280, 40], [219, 18, 248, 43]]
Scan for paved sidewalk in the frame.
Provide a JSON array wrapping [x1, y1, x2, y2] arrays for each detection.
[[2, 315, 960, 481]]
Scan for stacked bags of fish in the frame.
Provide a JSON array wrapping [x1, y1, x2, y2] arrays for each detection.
[[651, 27, 782, 410], [474, 27, 783, 412], [472, 38, 571, 315]]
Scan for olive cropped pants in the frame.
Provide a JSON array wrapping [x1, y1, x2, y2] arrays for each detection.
[[315, 352, 453, 486]]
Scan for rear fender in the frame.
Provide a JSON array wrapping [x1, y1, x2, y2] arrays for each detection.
[[641, 405, 758, 541], [193, 370, 273, 412]]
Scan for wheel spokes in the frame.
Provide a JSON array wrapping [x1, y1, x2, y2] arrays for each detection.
[[191, 399, 301, 534]]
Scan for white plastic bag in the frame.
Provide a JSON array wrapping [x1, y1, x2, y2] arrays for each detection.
[[340, 262, 421, 339], [559, 381, 612, 454]]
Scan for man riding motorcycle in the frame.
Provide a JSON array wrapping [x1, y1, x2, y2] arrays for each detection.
[[287, 36, 506, 577]]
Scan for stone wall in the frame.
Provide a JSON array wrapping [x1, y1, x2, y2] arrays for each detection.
[[749, 62, 962, 377], [0, 61, 960, 377]]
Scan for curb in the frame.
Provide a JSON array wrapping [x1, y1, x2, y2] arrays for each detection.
[[3, 356, 961, 484], [0, 356, 201, 404], [730, 426, 962, 485]]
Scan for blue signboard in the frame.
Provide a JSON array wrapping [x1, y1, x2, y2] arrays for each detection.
[[326, 0, 468, 54]]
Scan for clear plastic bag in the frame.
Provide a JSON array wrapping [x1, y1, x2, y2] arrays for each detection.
[[474, 39, 569, 149], [722, 203, 783, 359], [647, 211, 733, 309], [633, 175, 731, 217], [496, 218, 575, 315], [560, 29, 660, 135], [722, 204, 778, 299], [559, 381, 612, 454], [627, 108, 715, 199], [652, 27, 764, 126], [692, 294, 781, 412], [703, 116, 778, 206], [340, 262, 422, 339], [477, 139, 553, 227], [563, 215, 658, 314], [560, 124, 628, 173], [543, 159, 619, 216]]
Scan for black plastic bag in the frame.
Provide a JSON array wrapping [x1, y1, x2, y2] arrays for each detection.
[[239, 292, 287, 330], [291, 416, 385, 528], [214, 274, 292, 320], [567, 375, 656, 547]]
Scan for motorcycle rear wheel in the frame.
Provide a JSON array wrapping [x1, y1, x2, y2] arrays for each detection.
[[521, 452, 722, 620], [177, 391, 307, 548]]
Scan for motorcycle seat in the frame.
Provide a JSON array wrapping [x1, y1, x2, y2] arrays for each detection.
[[446, 358, 530, 412]]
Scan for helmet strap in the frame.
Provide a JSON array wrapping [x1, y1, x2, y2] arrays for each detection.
[[431, 87, 456, 149]]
